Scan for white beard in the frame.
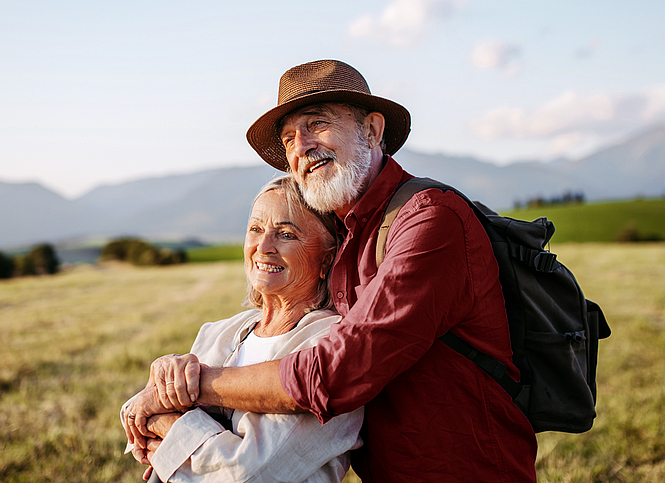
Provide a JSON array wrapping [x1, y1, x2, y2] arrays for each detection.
[[297, 131, 373, 214]]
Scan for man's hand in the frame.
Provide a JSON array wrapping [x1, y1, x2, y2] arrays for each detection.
[[149, 353, 201, 411], [146, 412, 181, 440]]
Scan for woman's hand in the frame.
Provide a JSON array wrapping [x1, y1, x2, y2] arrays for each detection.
[[142, 438, 163, 480], [129, 413, 179, 477], [125, 384, 166, 448], [149, 353, 201, 411]]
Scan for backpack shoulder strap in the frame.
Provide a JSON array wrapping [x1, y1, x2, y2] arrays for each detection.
[[376, 177, 453, 267], [376, 177, 493, 267], [375, 177, 525, 407]]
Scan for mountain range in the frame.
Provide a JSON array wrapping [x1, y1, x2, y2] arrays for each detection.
[[2, 125, 664, 250]]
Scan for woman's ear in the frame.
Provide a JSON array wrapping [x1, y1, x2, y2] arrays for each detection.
[[320, 250, 335, 279]]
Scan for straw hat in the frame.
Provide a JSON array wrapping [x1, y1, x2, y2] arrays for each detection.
[[246, 60, 411, 172]]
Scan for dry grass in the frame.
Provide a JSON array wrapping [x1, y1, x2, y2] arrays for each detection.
[[1, 243, 664, 482], [535, 243, 665, 482]]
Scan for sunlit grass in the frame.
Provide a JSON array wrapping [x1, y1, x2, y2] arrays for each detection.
[[1, 244, 664, 482], [534, 243, 665, 482], [0, 262, 246, 483]]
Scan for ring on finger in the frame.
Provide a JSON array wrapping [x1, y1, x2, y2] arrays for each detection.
[[128, 412, 136, 420], [166, 381, 175, 386]]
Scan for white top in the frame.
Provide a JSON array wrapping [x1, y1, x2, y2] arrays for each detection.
[[122, 309, 363, 483], [235, 329, 292, 367]]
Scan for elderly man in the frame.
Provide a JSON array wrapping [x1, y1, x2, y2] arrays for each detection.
[[134, 60, 537, 482]]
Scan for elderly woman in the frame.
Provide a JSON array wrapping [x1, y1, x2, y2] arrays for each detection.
[[122, 175, 363, 483]]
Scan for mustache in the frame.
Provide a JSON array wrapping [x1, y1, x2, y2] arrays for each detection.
[[298, 149, 337, 178]]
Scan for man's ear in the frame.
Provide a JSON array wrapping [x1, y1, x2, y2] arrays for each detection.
[[365, 112, 386, 150]]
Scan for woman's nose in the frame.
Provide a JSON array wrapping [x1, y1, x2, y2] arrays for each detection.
[[256, 233, 276, 254]]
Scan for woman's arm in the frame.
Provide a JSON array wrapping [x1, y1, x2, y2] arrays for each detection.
[[149, 406, 363, 483]]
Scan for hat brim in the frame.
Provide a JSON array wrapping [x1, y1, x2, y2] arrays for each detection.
[[246, 90, 411, 172]]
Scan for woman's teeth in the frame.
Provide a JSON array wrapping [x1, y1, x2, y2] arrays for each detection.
[[256, 262, 284, 273]]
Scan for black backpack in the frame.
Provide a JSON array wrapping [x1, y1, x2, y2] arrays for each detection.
[[376, 177, 611, 433]]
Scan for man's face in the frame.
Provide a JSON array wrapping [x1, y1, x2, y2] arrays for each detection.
[[279, 103, 372, 214]]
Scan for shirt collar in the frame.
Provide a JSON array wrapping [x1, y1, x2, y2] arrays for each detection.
[[343, 155, 412, 229]]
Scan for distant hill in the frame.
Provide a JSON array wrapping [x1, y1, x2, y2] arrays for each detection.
[[0, 181, 107, 247], [1, 125, 663, 249], [397, 125, 665, 208]]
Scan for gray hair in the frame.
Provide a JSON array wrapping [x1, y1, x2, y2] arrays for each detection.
[[342, 103, 387, 152], [243, 174, 338, 313]]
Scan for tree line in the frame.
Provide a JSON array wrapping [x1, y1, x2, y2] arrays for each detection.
[[0, 238, 187, 279]]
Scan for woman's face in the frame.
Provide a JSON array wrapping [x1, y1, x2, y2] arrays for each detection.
[[244, 189, 331, 304]]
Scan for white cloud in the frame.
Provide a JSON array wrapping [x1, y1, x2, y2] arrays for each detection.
[[470, 86, 665, 157], [347, 0, 466, 48], [470, 39, 522, 75]]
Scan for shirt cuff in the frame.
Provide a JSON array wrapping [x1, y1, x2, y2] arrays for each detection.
[[279, 351, 334, 424], [151, 408, 226, 482]]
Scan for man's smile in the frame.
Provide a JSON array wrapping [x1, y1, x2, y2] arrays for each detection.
[[307, 158, 332, 174]]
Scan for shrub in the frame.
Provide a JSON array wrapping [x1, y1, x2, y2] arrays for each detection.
[[12, 254, 35, 277], [28, 244, 59, 275], [616, 222, 664, 242], [0, 252, 14, 278], [99, 238, 187, 266]]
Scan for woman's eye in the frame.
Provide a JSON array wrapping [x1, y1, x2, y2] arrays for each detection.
[[280, 231, 297, 240]]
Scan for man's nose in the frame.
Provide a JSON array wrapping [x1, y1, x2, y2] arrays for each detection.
[[293, 129, 317, 158]]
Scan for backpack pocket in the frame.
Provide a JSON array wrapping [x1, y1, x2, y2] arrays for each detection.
[[523, 330, 596, 433]]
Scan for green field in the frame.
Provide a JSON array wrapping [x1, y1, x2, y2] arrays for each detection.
[[1, 243, 664, 482], [186, 244, 244, 263], [183, 198, 665, 264], [501, 197, 665, 243]]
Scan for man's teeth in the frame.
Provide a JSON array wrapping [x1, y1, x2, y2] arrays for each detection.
[[256, 262, 284, 273], [308, 159, 329, 173]]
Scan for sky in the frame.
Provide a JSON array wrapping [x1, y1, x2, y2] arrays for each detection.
[[1, 0, 664, 198]]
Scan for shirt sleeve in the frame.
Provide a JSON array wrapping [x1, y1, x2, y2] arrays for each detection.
[[151, 406, 363, 483], [281, 190, 493, 422]]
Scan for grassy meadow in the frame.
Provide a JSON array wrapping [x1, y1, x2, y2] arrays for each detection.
[[501, 198, 665, 243], [1, 242, 664, 482]]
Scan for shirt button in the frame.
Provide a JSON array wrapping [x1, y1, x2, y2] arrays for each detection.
[[336, 291, 344, 299], [361, 217, 368, 223]]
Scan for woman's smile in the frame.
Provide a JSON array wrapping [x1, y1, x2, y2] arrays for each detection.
[[255, 261, 284, 273]]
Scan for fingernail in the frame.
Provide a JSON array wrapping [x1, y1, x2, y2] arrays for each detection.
[[190, 394, 196, 402]]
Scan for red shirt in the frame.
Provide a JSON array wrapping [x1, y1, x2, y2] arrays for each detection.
[[280, 156, 537, 482]]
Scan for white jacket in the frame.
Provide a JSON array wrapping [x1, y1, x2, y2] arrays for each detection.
[[123, 309, 363, 483]]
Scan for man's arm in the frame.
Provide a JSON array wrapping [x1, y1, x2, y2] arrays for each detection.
[[127, 360, 302, 440], [281, 190, 485, 422], [198, 360, 303, 413]]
